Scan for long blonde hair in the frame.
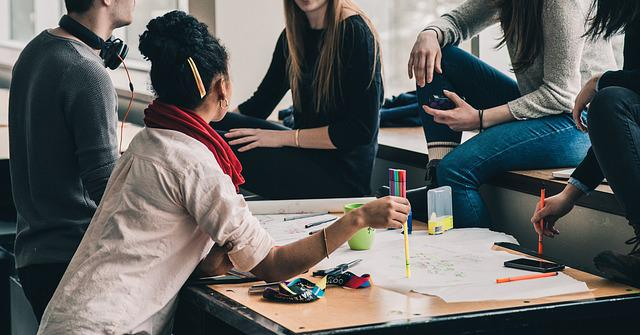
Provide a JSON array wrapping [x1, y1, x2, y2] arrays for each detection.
[[284, 0, 381, 115]]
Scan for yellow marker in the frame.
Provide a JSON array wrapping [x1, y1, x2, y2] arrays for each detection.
[[403, 221, 411, 278]]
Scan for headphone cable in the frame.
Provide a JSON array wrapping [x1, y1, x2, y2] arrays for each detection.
[[118, 54, 134, 154]]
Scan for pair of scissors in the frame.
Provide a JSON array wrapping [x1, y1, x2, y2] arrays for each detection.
[[312, 259, 362, 277]]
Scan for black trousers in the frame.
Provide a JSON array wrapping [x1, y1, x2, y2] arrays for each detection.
[[588, 87, 640, 228], [212, 113, 361, 200], [17, 263, 69, 322]]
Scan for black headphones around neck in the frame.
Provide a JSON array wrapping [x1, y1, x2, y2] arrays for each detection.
[[59, 15, 128, 70]]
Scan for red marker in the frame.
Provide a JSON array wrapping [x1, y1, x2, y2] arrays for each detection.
[[538, 189, 545, 255], [496, 272, 558, 284]]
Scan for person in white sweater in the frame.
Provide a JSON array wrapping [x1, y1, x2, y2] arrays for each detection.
[[402, 0, 617, 228], [37, 11, 410, 335]]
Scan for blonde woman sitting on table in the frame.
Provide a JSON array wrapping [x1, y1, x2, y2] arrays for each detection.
[[36, 11, 409, 335]]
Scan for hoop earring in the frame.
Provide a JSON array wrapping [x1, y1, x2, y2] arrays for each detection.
[[219, 99, 229, 109]]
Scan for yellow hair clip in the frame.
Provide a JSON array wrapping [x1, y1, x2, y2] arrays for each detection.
[[186, 57, 206, 99]]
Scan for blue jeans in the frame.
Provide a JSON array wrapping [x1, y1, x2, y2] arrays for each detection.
[[420, 46, 591, 228]]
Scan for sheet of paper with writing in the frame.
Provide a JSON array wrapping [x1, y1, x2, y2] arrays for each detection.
[[256, 214, 337, 245], [310, 228, 590, 303]]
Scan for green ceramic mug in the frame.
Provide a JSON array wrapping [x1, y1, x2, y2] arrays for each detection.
[[345, 203, 376, 250]]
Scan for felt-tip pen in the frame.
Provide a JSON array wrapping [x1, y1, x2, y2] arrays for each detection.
[[496, 272, 558, 284]]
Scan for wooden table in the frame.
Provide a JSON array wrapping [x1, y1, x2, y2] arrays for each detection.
[[174, 224, 640, 335]]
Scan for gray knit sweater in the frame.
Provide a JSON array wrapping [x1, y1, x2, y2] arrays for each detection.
[[427, 0, 618, 119], [9, 31, 118, 268]]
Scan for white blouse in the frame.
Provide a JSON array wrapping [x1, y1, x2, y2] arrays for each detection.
[[38, 128, 274, 335]]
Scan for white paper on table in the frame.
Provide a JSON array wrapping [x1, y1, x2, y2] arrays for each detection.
[[313, 229, 590, 303], [421, 273, 591, 303], [247, 197, 376, 214], [257, 214, 337, 245]]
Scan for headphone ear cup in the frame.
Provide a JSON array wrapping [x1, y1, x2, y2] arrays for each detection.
[[101, 38, 128, 70]]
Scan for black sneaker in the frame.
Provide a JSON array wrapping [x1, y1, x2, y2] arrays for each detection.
[[425, 159, 441, 190], [593, 235, 640, 287]]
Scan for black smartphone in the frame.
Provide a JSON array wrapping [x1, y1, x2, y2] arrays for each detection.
[[416, 84, 461, 111], [427, 94, 456, 110], [504, 258, 565, 273]]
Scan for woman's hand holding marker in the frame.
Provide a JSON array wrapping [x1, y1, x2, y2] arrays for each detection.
[[353, 196, 411, 230]]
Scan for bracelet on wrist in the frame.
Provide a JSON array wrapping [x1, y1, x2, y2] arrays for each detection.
[[422, 27, 440, 41], [322, 228, 329, 259], [478, 109, 485, 132]]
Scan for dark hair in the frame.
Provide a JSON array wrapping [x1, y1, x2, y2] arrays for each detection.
[[65, 0, 94, 13], [585, 0, 640, 40], [139, 10, 229, 110], [496, 0, 544, 73]]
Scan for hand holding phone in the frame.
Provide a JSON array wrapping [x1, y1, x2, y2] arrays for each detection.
[[428, 94, 456, 110]]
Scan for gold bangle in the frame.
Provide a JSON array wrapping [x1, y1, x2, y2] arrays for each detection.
[[322, 228, 329, 259], [295, 129, 301, 148]]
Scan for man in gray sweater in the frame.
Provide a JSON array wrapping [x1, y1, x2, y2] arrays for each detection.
[[8, 0, 135, 321]]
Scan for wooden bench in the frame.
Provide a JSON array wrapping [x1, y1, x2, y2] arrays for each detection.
[[0, 88, 621, 216], [377, 126, 621, 216]]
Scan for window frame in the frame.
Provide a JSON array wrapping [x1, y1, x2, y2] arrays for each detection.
[[0, 0, 199, 98], [0, 0, 190, 69]]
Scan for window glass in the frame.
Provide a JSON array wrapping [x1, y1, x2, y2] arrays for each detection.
[[2, 0, 181, 61], [360, 0, 465, 95], [116, 0, 181, 61], [9, 0, 35, 42]]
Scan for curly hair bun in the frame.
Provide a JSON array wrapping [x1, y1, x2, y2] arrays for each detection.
[[138, 10, 228, 110], [139, 10, 211, 64]]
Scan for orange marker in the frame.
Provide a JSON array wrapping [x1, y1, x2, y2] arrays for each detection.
[[496, 272, 558, 284], [538, 188, 545, 255]]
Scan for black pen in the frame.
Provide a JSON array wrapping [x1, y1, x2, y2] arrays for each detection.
[[284, 212, 328, 221], [304, 217, 336, 229], [248, 282, 281, 294]]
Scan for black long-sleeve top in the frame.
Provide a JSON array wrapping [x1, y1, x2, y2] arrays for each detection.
[[571, 18, 640, 190], [238, 15, 383, 195]]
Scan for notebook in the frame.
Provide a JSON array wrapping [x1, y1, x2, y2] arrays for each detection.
[[552, 168, 607, 183]]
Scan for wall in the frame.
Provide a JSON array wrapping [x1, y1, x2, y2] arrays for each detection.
[[213, 0, 469, 113], [214, 0, 290, 109], [478, 24, 513, 78]]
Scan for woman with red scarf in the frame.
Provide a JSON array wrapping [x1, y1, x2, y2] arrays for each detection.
[[37, 11, 409, 335]]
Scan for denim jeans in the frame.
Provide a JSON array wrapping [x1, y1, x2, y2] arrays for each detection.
[[419, 46, 591, 228], [588, 87, 640, 228]]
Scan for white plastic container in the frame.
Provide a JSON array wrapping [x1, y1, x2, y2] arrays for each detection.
[[427, 186, 454, 235]]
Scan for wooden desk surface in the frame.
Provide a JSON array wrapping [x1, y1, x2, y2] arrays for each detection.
[[378, 127, 426, 155], [202, 225, 638, 334]]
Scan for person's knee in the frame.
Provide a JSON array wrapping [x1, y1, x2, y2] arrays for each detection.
[[440, 45, 467, 68], [588, 87, 635, 127], [436, 154, 473, 188]]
